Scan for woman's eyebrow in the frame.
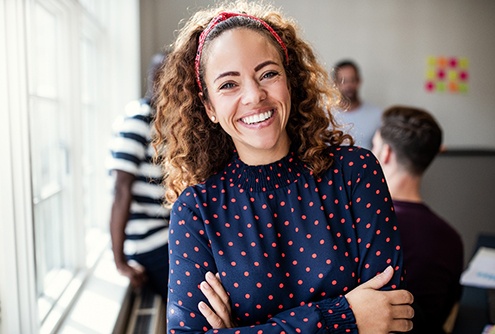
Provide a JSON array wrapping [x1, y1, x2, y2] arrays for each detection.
[[213, 60, 280, 83], [214, 71, 240, 83], [255, 60, 278, 72]]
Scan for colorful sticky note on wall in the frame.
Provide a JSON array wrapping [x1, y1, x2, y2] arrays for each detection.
[[425, 56, 469, 94]]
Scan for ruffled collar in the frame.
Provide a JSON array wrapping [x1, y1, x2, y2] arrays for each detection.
[[223, 151, 308, 192]]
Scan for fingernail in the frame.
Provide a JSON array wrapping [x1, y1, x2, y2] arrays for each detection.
[[200, 281, 211, 290], [383, 265, 392, 274], [206, 271, 215, 280]]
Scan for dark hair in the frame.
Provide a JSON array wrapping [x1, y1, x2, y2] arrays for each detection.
[[379, 105, 442, 175], [145, 51, 168, 104], [333, 59, 360, 81]]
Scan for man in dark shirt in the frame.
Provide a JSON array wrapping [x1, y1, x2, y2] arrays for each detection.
[[371, 105, 464, 334]]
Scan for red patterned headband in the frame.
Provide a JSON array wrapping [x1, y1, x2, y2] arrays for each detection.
[[194, 12, 289, 92]]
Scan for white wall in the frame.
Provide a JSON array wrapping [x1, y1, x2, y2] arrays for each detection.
[[140, 0, 495, 150], [138, 0, 495, 270]]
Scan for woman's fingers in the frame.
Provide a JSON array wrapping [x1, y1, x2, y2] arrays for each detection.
[[199, 272, 235, 328], [392, 303, 415, 321], [357, 265, 394, 290], [198, 301, 226, 329], [390, 318, 414, 333], [345, 267, 415, 334], [389, 289, 415, 306], [205, 272, 231, 310]]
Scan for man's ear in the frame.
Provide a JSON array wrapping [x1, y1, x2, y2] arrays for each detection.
[[382, 143, 393, 164]]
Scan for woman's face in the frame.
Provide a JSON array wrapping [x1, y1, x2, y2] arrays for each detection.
[[201, 28, 291, 165]]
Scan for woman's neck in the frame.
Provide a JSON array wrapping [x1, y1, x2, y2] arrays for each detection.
[[237, 135, 291, 166]]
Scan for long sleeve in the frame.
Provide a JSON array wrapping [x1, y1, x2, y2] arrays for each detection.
[[330, 147, 404, 287], [166, 146, 402, 333], [167, 203, 356, 333]]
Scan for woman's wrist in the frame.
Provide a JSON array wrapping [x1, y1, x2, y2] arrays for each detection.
[[315, 295, 357, 333]]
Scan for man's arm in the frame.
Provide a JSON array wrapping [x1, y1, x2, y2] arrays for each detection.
[[109, 170, 147, 288]]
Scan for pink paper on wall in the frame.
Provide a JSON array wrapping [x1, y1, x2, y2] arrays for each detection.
[[425, 56, 469, 94]]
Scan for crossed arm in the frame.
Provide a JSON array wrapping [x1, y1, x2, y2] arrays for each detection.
[[199, 266, 414, 333]]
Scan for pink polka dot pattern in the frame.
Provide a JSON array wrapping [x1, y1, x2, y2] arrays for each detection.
[[167, 146, 403, 333]]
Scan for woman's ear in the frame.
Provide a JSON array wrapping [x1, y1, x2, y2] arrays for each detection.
[[199, 92, 216, 122]]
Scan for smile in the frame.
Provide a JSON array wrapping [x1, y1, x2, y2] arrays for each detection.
[[241, 110, 273, 125]]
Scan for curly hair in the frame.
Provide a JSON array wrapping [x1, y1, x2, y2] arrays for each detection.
[[153, 0, 353, 204]]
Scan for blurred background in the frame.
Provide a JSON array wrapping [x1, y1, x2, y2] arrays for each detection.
[[1, 0, 494, 333]]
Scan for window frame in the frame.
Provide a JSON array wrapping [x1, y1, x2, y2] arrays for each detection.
[[0, 0, 141, 332], [26, 0, 84, 322]]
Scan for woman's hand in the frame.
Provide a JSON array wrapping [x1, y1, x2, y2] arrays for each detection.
[[198, 266, 414, 332], [198, 272, 237, 329], [345, 266, 415, 333]]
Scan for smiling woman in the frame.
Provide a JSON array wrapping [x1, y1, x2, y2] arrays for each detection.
[[152, 1, 415, 333], [200, 28, 291, 165]]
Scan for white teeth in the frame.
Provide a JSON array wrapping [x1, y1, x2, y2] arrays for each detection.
[[242, 110, 273, 125]]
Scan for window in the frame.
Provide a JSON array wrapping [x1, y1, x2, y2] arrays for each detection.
[[0, 0, 140, 332], [80, 7, 111, 269], [29, 2, 78, 322]]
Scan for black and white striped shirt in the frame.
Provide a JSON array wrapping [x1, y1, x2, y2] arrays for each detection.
[[107, 99, 169, 255]]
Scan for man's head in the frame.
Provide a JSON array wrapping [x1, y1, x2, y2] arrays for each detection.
[[372, 105, 443, 176], [333, 60, 361, 104], [145, 51, 168, 103]]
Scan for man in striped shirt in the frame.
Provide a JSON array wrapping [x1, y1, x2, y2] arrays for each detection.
[[107, 53, 169, 301]]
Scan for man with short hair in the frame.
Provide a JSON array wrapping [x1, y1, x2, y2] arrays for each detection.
[[372, 105, 464, 334], [332, 59, 382, 150]]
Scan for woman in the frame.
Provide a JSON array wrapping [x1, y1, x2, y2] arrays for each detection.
[[153, 1, 414, 333]]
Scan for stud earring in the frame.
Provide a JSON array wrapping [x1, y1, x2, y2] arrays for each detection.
[[211, 115, 216, 122]]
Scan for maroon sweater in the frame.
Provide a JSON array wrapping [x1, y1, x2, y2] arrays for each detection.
[[394, 200, 464, 334]]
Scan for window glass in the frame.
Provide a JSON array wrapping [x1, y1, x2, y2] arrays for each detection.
[[1, 0, 138, 331], [33, 4, 57, 98], [30, 2, 73, 323], [81, 34, 109, 267]]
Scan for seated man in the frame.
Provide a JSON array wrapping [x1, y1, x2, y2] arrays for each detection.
[[372, 105, 464, 333]]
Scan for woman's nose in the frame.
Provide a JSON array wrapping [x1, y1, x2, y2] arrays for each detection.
[[241, 80, 267, 105]]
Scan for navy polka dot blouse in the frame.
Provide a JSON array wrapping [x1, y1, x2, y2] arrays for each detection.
[[167, 146, 404, 333]]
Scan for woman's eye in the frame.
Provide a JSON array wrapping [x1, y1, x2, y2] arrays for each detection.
[[219, 82, 236, 90], [262, 71, 279, 80]]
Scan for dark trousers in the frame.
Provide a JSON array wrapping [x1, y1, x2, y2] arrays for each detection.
[[127, 243, 169, 302]]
